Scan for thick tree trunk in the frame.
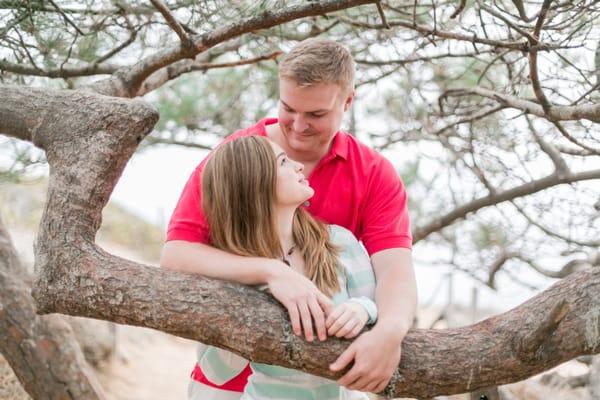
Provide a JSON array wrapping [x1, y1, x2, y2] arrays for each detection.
[[0, 216, 105, 399], [1, 84, 599, 399]]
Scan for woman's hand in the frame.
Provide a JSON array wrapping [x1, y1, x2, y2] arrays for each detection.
[[266, 262, 333, 342], [325, 300, 369, 339]]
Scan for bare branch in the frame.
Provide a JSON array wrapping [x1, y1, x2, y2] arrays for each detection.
[[479, 3, 536, 42], [528, 0, 553, 111], [512, 201, 600, 247], [0, 59, 117, 78], [487, 250, 512, 289], [137, 50, 281, 96], [450, 0, 466, 19], [552, 120, 600, 155], [375, 1, 390, 28], [555, 144, 596, 157], [335, 16, 566, 51], [510, 0, 533, 21], [90, 0, 377, 97], [143, 136, 213, 150], [355, 50, 496, 66], [441, 86, 600, 123], [516, 253, 597, 279], [149, 0, 193, 50], [47, 0, 85, 35], [413, 168, 600, 243], [525, 115, 569, 176]]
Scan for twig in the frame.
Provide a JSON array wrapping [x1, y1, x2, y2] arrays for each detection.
[[375, 1, 390, 28], [450, 0, 466, 19], [149, 0, 194, 51], [413, 168, 600, 243], [48, 0, 85, 35], [528, 0, 553, 111], [553, 120, 600, 155], [441, 86, 600, 123]]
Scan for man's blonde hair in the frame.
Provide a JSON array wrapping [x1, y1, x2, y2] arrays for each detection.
[[279, 38, 355, 95]]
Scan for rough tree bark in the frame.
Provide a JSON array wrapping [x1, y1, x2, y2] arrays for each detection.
[[0, 84, 599, 398], [0, 215, 105, 399]]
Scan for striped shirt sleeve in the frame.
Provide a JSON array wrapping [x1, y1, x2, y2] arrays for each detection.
[[197, 344, 248, 385], [330, 225, 378, 324]]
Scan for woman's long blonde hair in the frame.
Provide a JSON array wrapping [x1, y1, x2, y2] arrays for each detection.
[[202, 136, 340, 295]]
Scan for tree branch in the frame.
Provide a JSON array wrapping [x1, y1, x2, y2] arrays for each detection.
[[375, 1, 390, 28], [441, 86, 600, 123], [149, 0, 194, 50], [335, 15, 566, 51], [413, 168, 600, 243], [0, 215, 105, 398], [90, 0, 377, 97], [137, 50, 282, 96], [0, 58, 117, 78], [528, 0, 553, 111]]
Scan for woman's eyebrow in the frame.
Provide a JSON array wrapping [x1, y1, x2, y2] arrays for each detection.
[[276, 152, 286, 160]]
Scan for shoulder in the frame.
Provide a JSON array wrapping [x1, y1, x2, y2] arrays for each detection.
[[225, 118, 270, 142], [328, 224, 358, 246], [338, 132, 396, 175]]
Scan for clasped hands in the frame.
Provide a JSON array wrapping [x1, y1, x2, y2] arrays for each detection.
[[267, 263, 402, 393]]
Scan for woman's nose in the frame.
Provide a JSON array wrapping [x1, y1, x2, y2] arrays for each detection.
[[295, 161, 304, 172]]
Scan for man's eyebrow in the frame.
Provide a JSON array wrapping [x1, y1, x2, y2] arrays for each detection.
[[281, 100, 328, 113]]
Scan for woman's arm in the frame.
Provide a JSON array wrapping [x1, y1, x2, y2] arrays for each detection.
[[161, 241, 333, 342]]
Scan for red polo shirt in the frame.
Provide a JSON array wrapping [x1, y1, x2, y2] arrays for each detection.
[[167, 117, 412, 253]]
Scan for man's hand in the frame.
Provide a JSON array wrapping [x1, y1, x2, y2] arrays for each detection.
[[267, 263, 333, 342], [329, 324, 404, 393]]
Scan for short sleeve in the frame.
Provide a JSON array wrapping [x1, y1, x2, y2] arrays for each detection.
[[166, 164, 210, 243], [165, 123, 270, 243], [359, 157, 412, 255]]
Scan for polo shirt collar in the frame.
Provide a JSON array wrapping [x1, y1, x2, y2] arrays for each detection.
[[330, 131, 349, 160]]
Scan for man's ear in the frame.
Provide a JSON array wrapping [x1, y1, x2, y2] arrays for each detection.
[[343, 90, 355, 112]]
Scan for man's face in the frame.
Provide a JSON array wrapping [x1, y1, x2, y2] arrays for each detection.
[[278, 78, 353, 160]]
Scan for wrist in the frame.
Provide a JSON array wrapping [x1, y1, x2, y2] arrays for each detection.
[[262, 258, 286, 284], [373, 319, 410, 341]]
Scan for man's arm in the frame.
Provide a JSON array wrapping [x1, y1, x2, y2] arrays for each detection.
[[161, 241, 333, 341], [330, 248, 417, 393]]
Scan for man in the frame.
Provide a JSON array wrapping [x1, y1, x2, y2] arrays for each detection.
[[161, 38, 417, 397]]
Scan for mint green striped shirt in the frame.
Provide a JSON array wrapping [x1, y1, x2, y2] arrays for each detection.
[[195, 225, 378, 400]]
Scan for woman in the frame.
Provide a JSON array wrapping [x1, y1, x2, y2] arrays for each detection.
[[189, 136, 378, 400]]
